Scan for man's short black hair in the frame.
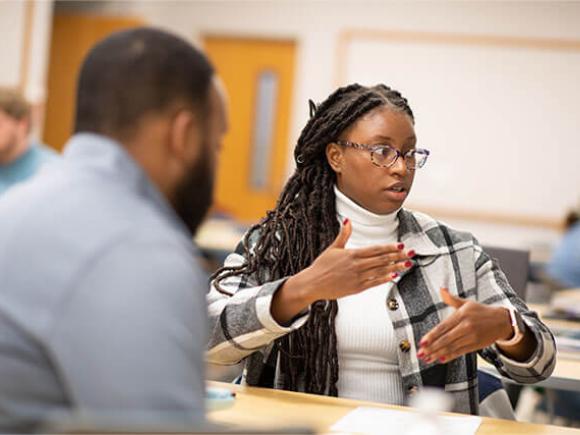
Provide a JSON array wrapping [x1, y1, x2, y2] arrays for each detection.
[[74, 27, 214, 137]]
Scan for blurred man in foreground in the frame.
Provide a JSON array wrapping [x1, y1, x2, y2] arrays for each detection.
[[0, 27, 227, 432], [0, 87, 59, 195]]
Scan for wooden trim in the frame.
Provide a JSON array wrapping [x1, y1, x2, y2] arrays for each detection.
[[201, 33, 295, 45], [406, 204, 564, 231], [343, 28, 580, 51], [18, 0, 35, 93], [336, 28, 580, 86]]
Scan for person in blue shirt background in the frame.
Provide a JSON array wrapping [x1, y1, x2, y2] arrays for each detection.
[[0, 87, 59, 195], [547, 206, 580, 289]]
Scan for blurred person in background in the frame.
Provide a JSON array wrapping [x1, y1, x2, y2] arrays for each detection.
[[0, 27, 227, 433], [546, 204, 580, 289], [207, 83, 555, 416], [0, 87, 59, 195]]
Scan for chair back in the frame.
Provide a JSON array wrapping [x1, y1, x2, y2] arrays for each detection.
[[483, 245, 530, 300]]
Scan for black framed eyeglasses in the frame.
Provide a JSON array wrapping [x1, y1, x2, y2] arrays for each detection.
[[336, 140, 430, 170]]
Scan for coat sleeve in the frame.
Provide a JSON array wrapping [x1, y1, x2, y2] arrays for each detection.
[[206, 240, 310, 365], [475, 243, 556, 384]]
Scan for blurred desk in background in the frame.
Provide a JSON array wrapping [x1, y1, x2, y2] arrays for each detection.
[[541, 289, 580, 323], [196, 216, 247, 252], [195, 216, 248, 271]]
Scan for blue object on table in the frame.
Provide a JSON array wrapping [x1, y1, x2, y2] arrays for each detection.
[[206, 387, 236, 411]]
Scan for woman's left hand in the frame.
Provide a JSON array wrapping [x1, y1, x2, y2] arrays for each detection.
[[417, 288, 513, 364]]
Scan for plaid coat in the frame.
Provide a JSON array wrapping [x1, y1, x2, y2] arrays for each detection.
[[207, 209, 556, 415]]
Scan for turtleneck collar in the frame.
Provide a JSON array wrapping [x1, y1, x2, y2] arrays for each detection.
[[334, 185, 399, 244]]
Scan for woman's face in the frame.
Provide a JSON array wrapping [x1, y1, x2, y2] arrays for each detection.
[[326, 106, 417, 215]]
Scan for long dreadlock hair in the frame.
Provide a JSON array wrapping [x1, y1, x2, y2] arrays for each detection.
[[211, 83, 415, 396]]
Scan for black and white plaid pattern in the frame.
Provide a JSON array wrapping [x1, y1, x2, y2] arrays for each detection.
[[207, 209, 556, 415]]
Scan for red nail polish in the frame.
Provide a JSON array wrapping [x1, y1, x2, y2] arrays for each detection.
[[391, 273, 399, 279], [343, 218, 349, 225], [407, 250, 416, 258], [404, 261, 413, 268], [420, 339, 429, 346], [439, 357, 446, 363], [397, 243, 404, 250], [417, 351, 424, 358]]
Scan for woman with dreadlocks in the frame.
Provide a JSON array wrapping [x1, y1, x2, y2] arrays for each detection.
[[207, 84, 555, 415]]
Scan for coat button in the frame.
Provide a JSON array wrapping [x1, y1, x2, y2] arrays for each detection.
[[387, 298, 399, 311], [399, 339, 411, 353]]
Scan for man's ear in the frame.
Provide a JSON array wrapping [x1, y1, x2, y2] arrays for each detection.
[[168, 109, 198, 160], [326, 142, 345, 174]]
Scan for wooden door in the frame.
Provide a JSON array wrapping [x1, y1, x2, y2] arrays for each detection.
[[43, 14, 143, 151], [203, 36, 296, 223]]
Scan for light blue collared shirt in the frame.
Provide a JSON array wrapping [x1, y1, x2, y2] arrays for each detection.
[[0, 133, 208, 432]]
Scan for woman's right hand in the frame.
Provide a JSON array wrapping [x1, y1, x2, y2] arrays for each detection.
[[271, 219, 415, 324]]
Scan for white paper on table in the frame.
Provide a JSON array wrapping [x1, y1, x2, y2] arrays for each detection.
[[330, 406, 482, 435]]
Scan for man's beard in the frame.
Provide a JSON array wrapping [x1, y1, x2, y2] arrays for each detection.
[[173, 145, 214, 236]]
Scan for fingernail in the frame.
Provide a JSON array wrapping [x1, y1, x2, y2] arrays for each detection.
[[420, 338, 429, 346], [391, 273, 399, 279], [417, 350, 425, 358], [425, 356, 433, 363], [343, 218, 349, 225], [404, 260, 413, 268], [397, 243, 404, 250], [439, 357, 446, 363], [407, 250, 415, 258]]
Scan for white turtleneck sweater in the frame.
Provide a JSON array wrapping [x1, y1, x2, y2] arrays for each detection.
[[334, 186, 405, 405]]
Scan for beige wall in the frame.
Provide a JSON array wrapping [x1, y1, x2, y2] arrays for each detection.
[[0, 1, 27, 88], [0, 0, 54, 138]]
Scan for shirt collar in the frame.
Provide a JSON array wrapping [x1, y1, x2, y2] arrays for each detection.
[[334, 185, 399, 228]]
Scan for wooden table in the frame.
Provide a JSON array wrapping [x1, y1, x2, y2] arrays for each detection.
[[207, 381, 580, 434]]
